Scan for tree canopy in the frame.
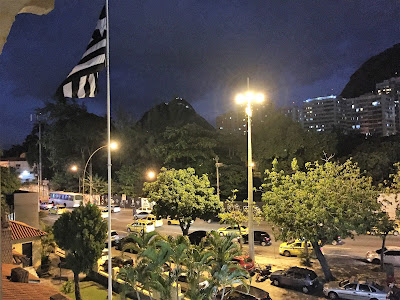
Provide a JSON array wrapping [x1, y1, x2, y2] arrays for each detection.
[[262, 158, 379, 280], [143, 168, 222, 235], [53, 204, 107, 300]]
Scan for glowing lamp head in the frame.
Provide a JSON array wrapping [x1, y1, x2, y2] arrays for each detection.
[[70, 165, 78, 172], [147, 170, 156, 180], [110, 142, 118, 150]]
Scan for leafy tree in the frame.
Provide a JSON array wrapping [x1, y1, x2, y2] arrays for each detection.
[[53, 204, 107, 300], [251, 112, 336, 172], [116, 165, 146, 197], [262, 158, 379, 281], [1, 167, 20, 194], [143, 168, 222, 235], [218, 190, 263, 248], [372, 212, 396, 270], [155, 124, 217, 175]]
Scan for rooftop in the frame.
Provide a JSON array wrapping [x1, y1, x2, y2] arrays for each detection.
[[9, 220, 47, 241]]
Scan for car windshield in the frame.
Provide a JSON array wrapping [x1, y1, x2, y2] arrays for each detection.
[[111, 232, 118, 236], [308, 272, 317, 280], [371, 283, 384, 291]]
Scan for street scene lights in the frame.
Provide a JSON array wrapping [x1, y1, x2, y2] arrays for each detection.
[[82, 142, 119, 201], [70, 165, 81, 193], [146, 170, 156, 180], [236, 85, 264, 261]]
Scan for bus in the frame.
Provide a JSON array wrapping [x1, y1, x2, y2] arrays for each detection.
[[49, 192, 83, 208]]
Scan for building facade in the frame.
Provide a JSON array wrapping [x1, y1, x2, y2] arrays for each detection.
[[345, 94, 396, 136], [302, 95, 346, 132]]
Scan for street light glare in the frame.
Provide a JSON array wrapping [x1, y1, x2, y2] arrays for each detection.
[[245, 91, 255, 101], [110, 142, 118, 150], [235, 93, 245, 104], [255, 93, 264, 103], [70, 165, 78, 172], [147, 170, 156, 180]]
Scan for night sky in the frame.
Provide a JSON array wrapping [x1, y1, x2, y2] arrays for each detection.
[[1, 0, 400, 148]]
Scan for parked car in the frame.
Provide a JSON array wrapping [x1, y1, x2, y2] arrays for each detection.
[[177, 273, 209, 292], [219, 286, 272, 300], [233, 255, 255, 273], [188, 230, 207, 245], [110, 205, 121, 213], [323, 279, 387, 299], [101, 209, 109, 219], [217, 225, 248, 236], [243, 230, 272, 246], [279, 240, 318, 257], [143, 214, 163, 227], [167, 217, 194, 225], [270, 266, 319, 294], [127, 220, 155, 233], [114, 236, 139, 254], [49, 205, 67, 215], [39, 201, 53, 210], [366, 247, 400, 266], [110, 230, 119, 245], [134, 207, 152, 215], [367, 227, 400, 236], [102, 256, 133, 272], [134, 211, 151, 220]]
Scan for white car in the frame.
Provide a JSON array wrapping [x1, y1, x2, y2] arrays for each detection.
[[40, 201, 53, 210], [366, 247, 400, 266], [101, 209, 109, 219], [323, 280, 387, 299], [110, 205, 121, 213], [135, 207, 152, 214]]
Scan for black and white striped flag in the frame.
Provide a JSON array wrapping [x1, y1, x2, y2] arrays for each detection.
[[56, 6, 106, 99]]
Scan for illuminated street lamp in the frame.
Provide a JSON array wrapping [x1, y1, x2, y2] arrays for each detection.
[[146, 170, 156, 181], [70, 165, 81, 193], [235, 80, 264, 261], [83, 142, 118, 201]]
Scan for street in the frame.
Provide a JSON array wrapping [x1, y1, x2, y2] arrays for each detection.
[[42, 208, 400, 299]]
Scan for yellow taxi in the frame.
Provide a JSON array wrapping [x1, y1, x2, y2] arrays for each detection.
[[217, 225, 248, 237], [127, 219, 155, 233], [279, 239, 321, 257], [101, 209, 109, 219], [167, 217, 194, 225], [49, 205, 67, 215], [144, 214, 163, 227]]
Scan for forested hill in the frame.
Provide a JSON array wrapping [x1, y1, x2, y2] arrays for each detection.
[[340, 43, 400, 98], [137, 97, 215, 132]]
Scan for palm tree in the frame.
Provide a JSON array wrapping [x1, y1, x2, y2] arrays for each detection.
[[165, 235, 189, 300], [118, 264, 142, 300], [211, 264, 248, 300], [122, 231, 161, 261], [207, 231, 242, 275], [184, 245, 213, 300]]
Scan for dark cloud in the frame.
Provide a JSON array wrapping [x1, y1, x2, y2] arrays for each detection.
[[2, 0, 400, 147]]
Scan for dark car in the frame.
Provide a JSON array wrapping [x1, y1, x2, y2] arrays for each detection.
[[243, 231, 272, 246], [114, 236, 138, 254], [188, 230, 207, 245], [270, 266, 319, 294], [218, 286, 272, 300], [102, 256, 133, 272]]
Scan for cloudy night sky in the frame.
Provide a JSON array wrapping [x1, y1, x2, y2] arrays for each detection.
[[1, 0, 400, 148]]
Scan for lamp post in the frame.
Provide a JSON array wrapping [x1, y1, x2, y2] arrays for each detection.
[[214, 156, 224, 200], [146, 170, 156, 181], [235, 79, 264, 261], [82, 142, 118, 202]]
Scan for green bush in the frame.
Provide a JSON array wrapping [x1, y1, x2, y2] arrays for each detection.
[[61, 280, 74, 294]]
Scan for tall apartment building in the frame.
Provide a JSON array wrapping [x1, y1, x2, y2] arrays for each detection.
[[302, 95, 346, 132], [346, 94, 396, 136]]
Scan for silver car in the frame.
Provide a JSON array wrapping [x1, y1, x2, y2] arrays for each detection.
[[323, 280, 387, 299]]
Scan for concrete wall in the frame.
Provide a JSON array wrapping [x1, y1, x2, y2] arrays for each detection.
[[12, 237, 42, 268], [14, 191, 39, 228], [0, 0, 54, 54]]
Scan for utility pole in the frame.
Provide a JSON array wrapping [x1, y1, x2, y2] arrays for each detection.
[[38, 114, 42, 203]]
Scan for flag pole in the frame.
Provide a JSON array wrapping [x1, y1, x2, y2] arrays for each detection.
[[105, 0, 113, 299]]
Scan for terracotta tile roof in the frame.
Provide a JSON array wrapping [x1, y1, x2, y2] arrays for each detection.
[[2, 264, 72, 300], [9, 221, 47, 241]]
